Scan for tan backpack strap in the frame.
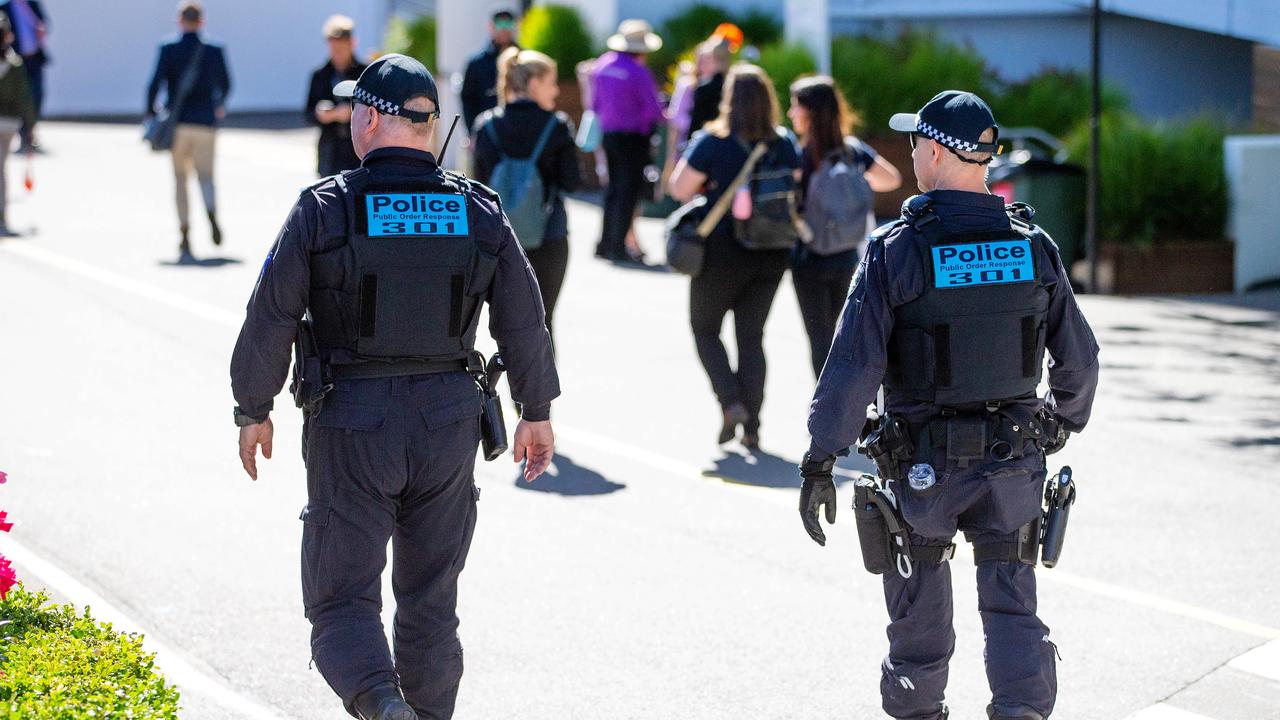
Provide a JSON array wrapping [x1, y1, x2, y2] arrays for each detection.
[[696, 142, 769, 238]]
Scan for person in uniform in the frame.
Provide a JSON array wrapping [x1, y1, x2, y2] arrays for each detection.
[[797, 91, 1099, 720], [230, 54, 559, 720]]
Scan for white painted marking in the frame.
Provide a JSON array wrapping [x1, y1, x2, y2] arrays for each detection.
[[1125, 703, 1217, 720], [0, 533, 290, 720], [1228, 637, 1280, 682]]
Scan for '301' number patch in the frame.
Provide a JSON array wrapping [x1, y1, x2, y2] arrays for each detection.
[[366, 193, 469, 237], [931, 239, 1034, 288]]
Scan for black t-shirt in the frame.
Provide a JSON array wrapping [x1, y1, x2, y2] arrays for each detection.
[[684, 127, 801, 241]]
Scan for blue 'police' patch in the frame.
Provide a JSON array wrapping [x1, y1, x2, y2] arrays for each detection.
[[932, 239, 1034, 289], [365, 193, 469, 237]]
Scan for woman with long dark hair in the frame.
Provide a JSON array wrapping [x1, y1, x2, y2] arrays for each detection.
[[668, 64, 801, 450], [788, 76, 901, 378]]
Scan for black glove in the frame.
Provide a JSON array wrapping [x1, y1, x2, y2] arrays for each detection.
[[1038, 411, 1070, 455], [799, 452, 837, 546]]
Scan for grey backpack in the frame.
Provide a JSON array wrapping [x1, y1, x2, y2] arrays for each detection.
[[803, 141, 874, 256], [485, 112, 559, 250]]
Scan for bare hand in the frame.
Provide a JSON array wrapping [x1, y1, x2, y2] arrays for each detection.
[[238, 418, 274, 481], [512, 419, 554, 482]]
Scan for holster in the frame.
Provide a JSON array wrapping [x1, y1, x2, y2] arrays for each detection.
[[469, 352, 509, 462], [290, 316, 332, 415], [853, 474, 955, 576], [859, 414, 915, 481]]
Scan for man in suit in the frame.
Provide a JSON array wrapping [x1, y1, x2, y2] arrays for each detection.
[[0, 0, 46, 151], [145, 1, 231, 258]]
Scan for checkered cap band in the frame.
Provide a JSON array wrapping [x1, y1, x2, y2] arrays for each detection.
[[917, 119, 983, 153], [353, 86, 400, 116]]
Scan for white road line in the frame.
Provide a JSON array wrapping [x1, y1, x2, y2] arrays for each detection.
[[1228, 637, 1280, 682], [0, 533, 290, 720], [1124, 703, 1217, 720], [7, 239, 1280, 652]]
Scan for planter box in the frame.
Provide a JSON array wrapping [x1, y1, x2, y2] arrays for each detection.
[[1078, 241, 1235, 294]]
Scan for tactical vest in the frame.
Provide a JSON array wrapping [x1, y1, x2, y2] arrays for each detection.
[[885, 200, 1050, 406], [307, 168, 499, 378]]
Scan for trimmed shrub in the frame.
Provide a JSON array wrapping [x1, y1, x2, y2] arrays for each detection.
[[1064, 113, 1228, 245], [520, 4, 596, 81], [992, 67, 1128, 138], [0, 587, 181, 718], [650, 4, 785, 80], [383, 14, 438, 73], [758, 42, 817, 116], [831, 30, 997, 134]]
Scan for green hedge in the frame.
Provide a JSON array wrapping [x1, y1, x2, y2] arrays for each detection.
[[520, 4, 596, 81], [0, 587, 180, 718], [649, 3, 784, 80], [1065, 113, 1228, 245], [384, 15, 437, 74], [757, 42, 817, 116], [992, 67, 1128, 139]]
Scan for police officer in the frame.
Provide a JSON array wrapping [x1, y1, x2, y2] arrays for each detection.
[[230, 54, 559, 720], [798, 91, 1099, 720]]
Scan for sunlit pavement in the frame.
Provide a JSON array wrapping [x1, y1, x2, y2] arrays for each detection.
[[0, 123, 1277, 719]]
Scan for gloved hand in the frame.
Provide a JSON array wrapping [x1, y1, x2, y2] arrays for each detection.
[[1039, 411, 1070, 455], [799, 452, 837, 546]]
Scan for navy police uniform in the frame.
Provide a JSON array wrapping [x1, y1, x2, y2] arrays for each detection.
[[801, 92, 1099, 720], [230, 55, 558, 720]]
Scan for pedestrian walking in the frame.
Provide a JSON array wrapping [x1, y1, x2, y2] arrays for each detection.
[[787, 75, 900, 378], [230, 54, 559, 720], [0, 13, 34, 237], [667, 64, 801, 450], [472, 48, 581, 344], [686, 36, 730, 142], [799, 91, 1100, 720], [459, 9, 518, 137], [145, 1, 231, 258], [306, 15, 367, 177], [0, 0, 45, 152], [591, 19, 663, 263]]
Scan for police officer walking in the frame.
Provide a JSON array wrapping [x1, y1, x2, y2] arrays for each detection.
[[230, 54, 559, 720], [798, 91, 1099, 720]]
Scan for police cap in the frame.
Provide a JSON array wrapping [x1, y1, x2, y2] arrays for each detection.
[[334, 53, 440, 123], [889, 90, 999, 154]]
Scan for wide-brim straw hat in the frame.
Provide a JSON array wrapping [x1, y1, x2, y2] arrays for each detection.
[[607, 19, 663, 54]]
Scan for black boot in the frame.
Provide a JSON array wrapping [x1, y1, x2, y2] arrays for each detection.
[[352, 682, 417, 720], [179, 225, 192, 257], [208, 210, 222, 246], [718, 402, 748, 445]]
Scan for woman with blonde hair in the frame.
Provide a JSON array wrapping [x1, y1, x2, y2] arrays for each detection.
[[668, 64, 801, 449], [473, 47, 581, 343]]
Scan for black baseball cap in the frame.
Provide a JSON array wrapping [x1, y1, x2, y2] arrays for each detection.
[[889, 90, 999, 154], [334, 53, 440, 123]]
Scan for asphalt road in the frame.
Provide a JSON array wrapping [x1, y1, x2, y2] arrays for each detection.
[[0, 123, 1277, 720]]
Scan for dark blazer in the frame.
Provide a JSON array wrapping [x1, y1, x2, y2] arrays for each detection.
[[460, 42, 511, 134], [0, 0, 48, 62], [472, 100, 582, 240], [146, 32, 231, 127]]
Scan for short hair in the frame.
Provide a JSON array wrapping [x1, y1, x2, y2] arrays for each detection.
[[492, 10, 516, 23], [954, 127, 997, 164], [323, 14, 354, 40], [178, 1, 202, 24], [380, 95, 437, 138], [696, 38, 731, 71], [497, 47, 556, 104]]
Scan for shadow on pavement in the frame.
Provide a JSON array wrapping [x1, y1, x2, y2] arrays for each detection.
[[515, 453, 625, 496], [159, 256, 243, 268], [703, 449, 797, 488]]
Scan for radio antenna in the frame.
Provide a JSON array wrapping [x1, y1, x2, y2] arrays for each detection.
[[438, 114, 461, 165]]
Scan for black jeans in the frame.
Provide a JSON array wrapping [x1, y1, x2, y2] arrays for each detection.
[[303, 374, 482, 719], [597, 131, 649, 259], [689, 247, 788, 434], [791, 246, 859, 378], [525, 235, 568, 342]]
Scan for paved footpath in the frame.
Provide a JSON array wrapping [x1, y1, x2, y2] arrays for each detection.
[[0, 123, 1277, 719]]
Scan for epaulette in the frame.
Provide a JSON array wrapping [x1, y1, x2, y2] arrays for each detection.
[[1005, 202, 1038, 235], [452, 172, 501, 205], [870, 218, 907, 242]]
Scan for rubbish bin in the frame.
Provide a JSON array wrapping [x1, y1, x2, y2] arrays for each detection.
[[989, 153, 1086, 267]]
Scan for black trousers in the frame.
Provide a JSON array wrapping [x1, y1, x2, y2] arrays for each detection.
[[791, 246, 859, 378], [597, 131, 649, 259], [525, 235, 568, 342], [689, 249, 787, 434], [302, 373, 482, 719]]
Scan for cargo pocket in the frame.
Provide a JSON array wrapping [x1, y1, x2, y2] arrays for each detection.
[[980, 465, 1045, 535], [315, 401, 388, 432], [420, 391, 483, 431], [299, 501, 333, 616]]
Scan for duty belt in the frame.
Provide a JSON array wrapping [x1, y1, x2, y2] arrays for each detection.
[[328, 357, 469, 381]]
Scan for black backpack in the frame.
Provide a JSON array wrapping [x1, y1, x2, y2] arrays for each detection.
[[733, 135, 801, 251], [802, 139, 875, 256]]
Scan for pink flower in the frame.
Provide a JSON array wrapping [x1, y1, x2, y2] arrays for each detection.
[[0, 471, 7, 483], [0, 556, 15, 599], [0, 512, 12, 533]]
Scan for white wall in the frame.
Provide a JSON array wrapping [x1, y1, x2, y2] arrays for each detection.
[[45, 0, 388, 117]]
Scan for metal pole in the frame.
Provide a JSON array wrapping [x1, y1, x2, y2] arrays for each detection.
[[1087, 0, 1101, 292]]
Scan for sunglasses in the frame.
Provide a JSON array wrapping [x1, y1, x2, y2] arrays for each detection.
[[493, 19, 516, 30], [908, 133, 925, 150]]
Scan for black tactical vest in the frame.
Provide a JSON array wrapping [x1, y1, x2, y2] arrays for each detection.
[[885, 203, 1050, 406], [307, 168, 498, 377]]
